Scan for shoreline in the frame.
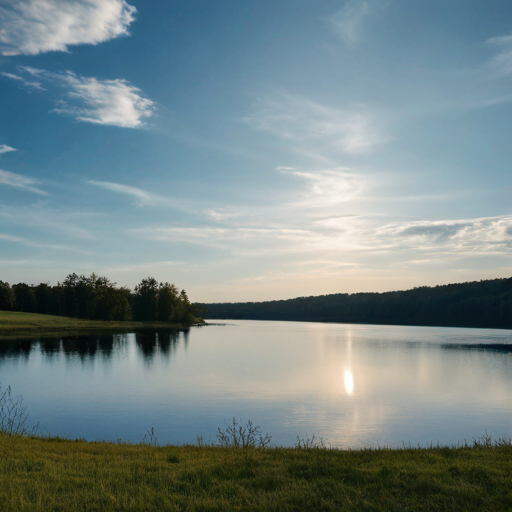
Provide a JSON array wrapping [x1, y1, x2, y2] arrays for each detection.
[[0, 311, 204, 341], [203, 316, 512, 332]]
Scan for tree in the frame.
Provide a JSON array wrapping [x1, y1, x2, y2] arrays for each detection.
[[2, 272, 199, 326], [177, 289, 193, 324], [157, 282, 179, 322], [0, 281, 12, 311], [12, 283, 36, 313], [95, 285, 131, 321], [62, 273, 79, 317], [35, 283, 51, 314], [133, 277, 159, 321], [74, 274, 96, 319]]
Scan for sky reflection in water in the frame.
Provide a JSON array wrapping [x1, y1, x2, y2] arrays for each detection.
[[0, 321, 511, 448]]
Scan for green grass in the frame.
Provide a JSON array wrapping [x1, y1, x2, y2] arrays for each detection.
[[0, 311, 203, 340], [0, 434, 511, 511]]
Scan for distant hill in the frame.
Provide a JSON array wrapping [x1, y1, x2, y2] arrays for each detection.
[[196, 277, 512, 329]]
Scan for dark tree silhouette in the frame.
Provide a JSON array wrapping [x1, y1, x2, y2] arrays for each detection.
[[0, 273, 196, 325], [157, 282, 179, 322], [197, 277, 512, 329], [133, 277, 159, 321], [0, 281, 12, 311]]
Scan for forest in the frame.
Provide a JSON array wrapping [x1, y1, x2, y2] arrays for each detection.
[[0, 273, 196, 324], [198, 277, 512, 329]]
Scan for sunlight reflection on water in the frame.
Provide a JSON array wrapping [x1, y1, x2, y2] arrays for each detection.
[[0, 320, 511, 448]]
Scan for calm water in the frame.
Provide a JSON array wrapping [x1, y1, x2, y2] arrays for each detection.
[[1, 320, 511, 448]]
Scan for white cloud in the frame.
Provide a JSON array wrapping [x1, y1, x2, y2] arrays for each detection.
[[88, 180, 155, 205], [327, 0, 373, 45], [134, 225, 326, 254], [87, 180, 197, 211], [376, 215, 512, 253], [245, 93, 381, 156], [20, 67, 154, 128], [486, 35, 512, 76], [206, 208, 241, 222], [133, 213, 512, 262], [486, 34, 512, 76], [0, 169, 47, 195], [0, 202, 96, 240], [0, 0, 136, 56], [131, 215, 373, 257], [0, 71, 44, 90], [0, 144, 16, 155], [284, 168, 366, 206], [0, 233, 72, 251], [486, 35, 512, 46]]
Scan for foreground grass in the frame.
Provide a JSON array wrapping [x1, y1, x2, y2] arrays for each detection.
[[0, 311, 203, 340], [0, 435, 511, 511]]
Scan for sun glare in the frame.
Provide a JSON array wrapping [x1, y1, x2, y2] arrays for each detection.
[[344, 370, 354, 395]]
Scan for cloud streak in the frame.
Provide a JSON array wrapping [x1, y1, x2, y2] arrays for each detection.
[[327, 0, 373, 45], [0, 144, 16, 155], [283, 168, 367, 206], [133, 214, 512, 261], [0, 233, 72, 251], [377, 216, 512, 253], [0, 169, 47, 195], [88, 180, 157, 205], [245, 93, 382, 156], [0, 202, 96, 240], [0, 0, 136, 56], [486, 33, 512, 76], [0, 71, 44, 90], [12, 67, 155, 128]]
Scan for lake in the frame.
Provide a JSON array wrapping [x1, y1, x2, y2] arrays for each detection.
[[1, 320, 511, 448]]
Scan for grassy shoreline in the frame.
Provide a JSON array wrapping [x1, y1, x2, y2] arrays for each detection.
[[1, 434, 511, 511], [0, 311, 204, 340]]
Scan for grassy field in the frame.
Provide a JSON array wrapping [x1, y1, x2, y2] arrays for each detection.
[[0, 311, 203, 340], [0, 434, 511, 511]]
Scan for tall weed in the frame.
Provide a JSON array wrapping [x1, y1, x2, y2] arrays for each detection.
[[0, 384, 39, 436]]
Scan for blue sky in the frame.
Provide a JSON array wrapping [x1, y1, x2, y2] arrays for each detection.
[[0, 0, 511, 302]]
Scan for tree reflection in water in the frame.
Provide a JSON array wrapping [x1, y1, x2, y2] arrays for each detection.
[[135, 330, 183, 361], [0, 339, 32, 360], [0, 329, 187, 363]]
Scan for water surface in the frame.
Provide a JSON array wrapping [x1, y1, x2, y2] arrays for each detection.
[[1, 320, 511, 448]]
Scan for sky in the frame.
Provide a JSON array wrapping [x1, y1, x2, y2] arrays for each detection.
[[0, 0, 511, 302]]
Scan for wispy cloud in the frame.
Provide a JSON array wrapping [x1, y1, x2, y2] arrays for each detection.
[[486, 34, 512, 76], [206, 208, 241, 222], [245, 93, 382, 156], [0, 144, 16, 155], [87, 180, 199, 211], [0, 71, 44, 90], [0, 0, 136, 56], [0, 169, 47, 195], [377, 215, 512, 253], [14, 67, 155, 128], [103, 260, 182, 274], [88, 180, 162, 206], [133, 213, 512, 263], [0, 202, 96, 240], [0, 233, 72, 251], [327, 0, 373, 46], [133, 225, 332, 256], [283, 168, 367, 206]]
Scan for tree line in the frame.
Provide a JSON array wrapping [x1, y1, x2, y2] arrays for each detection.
[[0, 273, 197, 324], [197, 277, 512, 329]]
